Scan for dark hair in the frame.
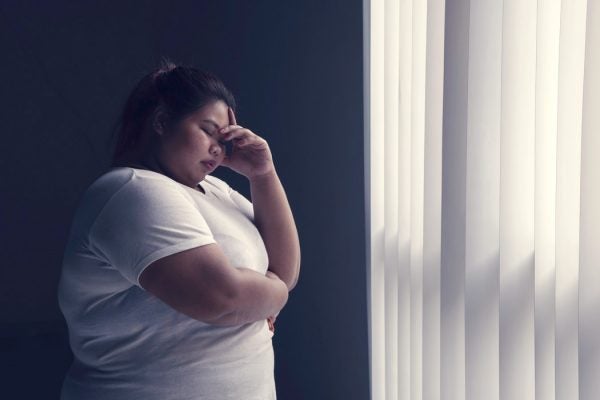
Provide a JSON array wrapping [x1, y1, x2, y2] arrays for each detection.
[[109, 57, 236, 166]]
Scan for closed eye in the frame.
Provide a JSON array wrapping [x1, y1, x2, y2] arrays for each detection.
[[201, 127, 227, 147]]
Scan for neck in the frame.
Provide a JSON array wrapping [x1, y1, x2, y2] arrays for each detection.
[[115, 150, 164, 174]]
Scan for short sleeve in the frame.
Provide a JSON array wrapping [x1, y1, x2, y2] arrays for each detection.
[[88, 174, 216, 287]]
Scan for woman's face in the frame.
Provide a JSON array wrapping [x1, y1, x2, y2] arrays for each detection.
[[155, 100, 230, 188]]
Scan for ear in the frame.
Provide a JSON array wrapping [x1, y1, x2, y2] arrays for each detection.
[[152, 107, 169, 135]]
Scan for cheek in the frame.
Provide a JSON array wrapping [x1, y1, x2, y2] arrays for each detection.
[[161, 130, 210, 162], [159, 137, 193, 165], [177, 132, 206, 154]]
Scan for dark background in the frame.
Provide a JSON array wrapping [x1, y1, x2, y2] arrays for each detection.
[[0, 1, 369, 398]]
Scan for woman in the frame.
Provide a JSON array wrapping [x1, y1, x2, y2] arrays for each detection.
[[57, 59, 301, 400]]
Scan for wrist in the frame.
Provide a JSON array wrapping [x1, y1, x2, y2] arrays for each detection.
[[248, 168, 277, 183]]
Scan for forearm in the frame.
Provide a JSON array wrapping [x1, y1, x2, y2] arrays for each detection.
[[206, 268, 288, 327], [249, 169, 301, 290]]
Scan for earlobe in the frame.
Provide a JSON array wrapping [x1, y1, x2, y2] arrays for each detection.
[[153, 117, 164, 135], [152, 105, 171, 136], [153, 109, 169, 136]]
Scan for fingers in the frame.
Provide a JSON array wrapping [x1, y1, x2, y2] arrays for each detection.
[[219, 109, 267, 150], [220, 125, 245, 134], [228, 107, 237, 126], [220, 126, 258, 147], [267, 317, 275, 333]]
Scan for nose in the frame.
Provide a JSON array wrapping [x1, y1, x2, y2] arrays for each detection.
[[209, 142, 222, 157]]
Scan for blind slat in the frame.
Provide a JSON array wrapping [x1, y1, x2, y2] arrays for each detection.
[[578, 1, 600, 399], [366, 1, 595, 399]]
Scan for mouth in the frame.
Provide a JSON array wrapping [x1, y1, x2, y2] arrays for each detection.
[[202, 160, 216, 171]]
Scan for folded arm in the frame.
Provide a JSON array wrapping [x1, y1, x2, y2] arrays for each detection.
[[139, 243, 288, 327]]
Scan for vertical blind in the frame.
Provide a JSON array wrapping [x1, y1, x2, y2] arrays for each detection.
[[364, 1, 600, 400]]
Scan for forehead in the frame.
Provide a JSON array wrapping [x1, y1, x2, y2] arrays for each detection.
[[187, 100, 229, 127]]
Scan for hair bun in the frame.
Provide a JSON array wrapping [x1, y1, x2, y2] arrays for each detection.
[[153, 58, 179, 81]]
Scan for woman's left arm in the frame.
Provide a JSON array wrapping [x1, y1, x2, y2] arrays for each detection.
[[219, 107, 301, 291], [249, 169, 301, 291]]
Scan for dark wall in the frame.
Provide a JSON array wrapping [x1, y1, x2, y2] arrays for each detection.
[[0, 1, 369, 399]]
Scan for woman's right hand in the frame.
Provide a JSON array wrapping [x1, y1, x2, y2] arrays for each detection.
[[265, 270, 281, 332], [267, 315, 276, 332]]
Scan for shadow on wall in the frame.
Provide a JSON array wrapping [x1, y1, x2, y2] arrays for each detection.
[[1, 322, 72, 400]]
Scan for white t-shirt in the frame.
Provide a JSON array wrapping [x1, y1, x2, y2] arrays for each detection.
[[57, 167, 275, 400]]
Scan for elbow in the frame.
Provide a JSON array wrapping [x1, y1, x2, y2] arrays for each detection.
[[287, 279, 298, 292], [286, 260, 301, 292]]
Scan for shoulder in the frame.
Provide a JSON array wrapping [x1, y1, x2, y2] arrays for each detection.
[[91, 167, 180, 191], [86, 167, 193, 212]]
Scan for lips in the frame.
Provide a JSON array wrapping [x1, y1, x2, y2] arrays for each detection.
[[202, 160, 216, 170]]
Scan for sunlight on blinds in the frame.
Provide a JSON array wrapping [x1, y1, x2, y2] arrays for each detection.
[[364, 1, 599, 399]]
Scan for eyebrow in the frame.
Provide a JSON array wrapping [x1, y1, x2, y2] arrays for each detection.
[[202, 119, 224, 130]]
